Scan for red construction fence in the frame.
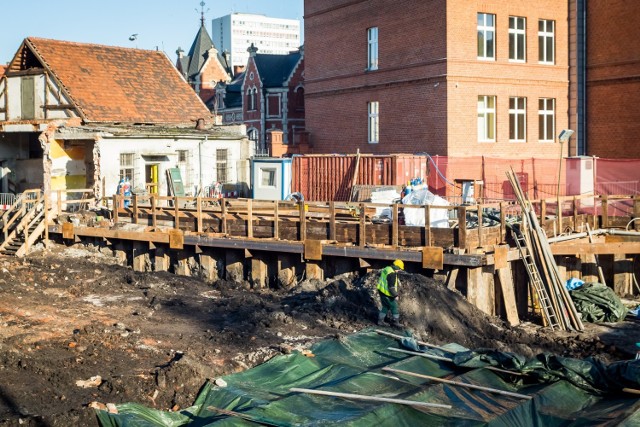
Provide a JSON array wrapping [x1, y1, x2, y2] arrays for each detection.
[[292, 155, 640, 212]]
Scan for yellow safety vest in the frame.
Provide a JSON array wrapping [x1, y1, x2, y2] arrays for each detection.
[[377, 266, 398, 297]]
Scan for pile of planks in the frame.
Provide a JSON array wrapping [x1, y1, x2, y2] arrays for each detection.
[[506, 169, 584, 331]]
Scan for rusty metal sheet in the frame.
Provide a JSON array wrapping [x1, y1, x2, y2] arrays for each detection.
[[62, 223, 74, 240], [169, 229, 184, 250], [304, 239, 323, 261], [494, 245, 508, 270], [422, 246, 443, 270]]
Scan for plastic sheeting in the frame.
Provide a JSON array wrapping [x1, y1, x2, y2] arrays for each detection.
[[401, 188, 450, 228], [97, 331, 640, 427], [570, 283, 628, 323]]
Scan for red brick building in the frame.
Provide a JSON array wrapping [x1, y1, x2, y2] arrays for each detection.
[[242, 45, 305, 154], [304, 0, 570, 159], [573, 0, 640, 158]]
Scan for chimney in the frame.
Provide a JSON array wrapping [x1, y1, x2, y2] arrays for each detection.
[[195, 118, 206, 130]]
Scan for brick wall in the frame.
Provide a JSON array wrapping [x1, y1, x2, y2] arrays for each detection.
[[305, 0, 570, 159], [586, 0, 640, 158]]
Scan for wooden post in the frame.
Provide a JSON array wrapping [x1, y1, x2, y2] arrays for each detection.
[[132, 242, 147, 272], [151, 195, 157, 228], [496, 265, 520, 326], [221, 199, 228, 235], [424, 205, 432, 246], [132, 194, 138, 224], [499, 203, 506, 244], [392, 203, 399, 248], [112, 195, 119, 223], [44, 192, 49, 245], [572, 196, 578, 231], [601, 195, 609, 228], [614, 253, 633, 296], [299, 201, 306, 241], [273, 201, 279, 239], [329, 201, 336, 241], [540, 199, 547, 225], [196, 197, 202, 232], [174, 197, 180, 229], [359, 203, 365, 247], [477, 204, 484, 248], [199, 251, 219, 282], [305, 262, 324, 280], [250, 257, 268, 288], [458, 206, 467, 251], [154, 246, 170, 272], [225, 250, 244, 283], [558, 197, 563, 233], [247, 199, 253, 238]]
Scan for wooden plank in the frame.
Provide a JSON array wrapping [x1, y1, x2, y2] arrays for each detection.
[[304, 239, 323, 261], [196, 197, 202, 232], [169, 229, 184, 250], [274, 201, 279, 239], [422, 246, 444, 270], [174, 197, 180, 229], [493, 245, 508, 270], [499, 202, 506, 244], [359, 203, 365, 247], [458, 206, 467, 250], [247, 199, 253, 238], [477, 204, 484, 248], [299, 201, 307, 241], [151, 195, 157, 228], [446, 268, 459, 290], [551, 242, 640, 255], [496, 267, 520, 326], [425, 205, 432, 246], [112, 195, 119, 223], [392, 204, 399, 248], [329, 201, 336, 241], [222, 199, 228, 235], [601, 195, 609, 228], [62, 223, 74, 240], [132, 194, 139, 224]]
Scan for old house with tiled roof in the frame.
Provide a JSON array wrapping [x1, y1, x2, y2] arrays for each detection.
[[0, 37, 251, 199]]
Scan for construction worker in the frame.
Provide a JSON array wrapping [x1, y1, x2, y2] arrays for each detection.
[[377, 259, 404, 327]]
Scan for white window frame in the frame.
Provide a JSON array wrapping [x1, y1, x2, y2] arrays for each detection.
[[477, 96, 496, 142], [260, 168, 277, 188], [509, 97, 527, 142], [538, 19, 555, 64], [509, 16, 526, 62], [119, 153, 135, 187], [477, 13, 496, 61], [538, 98, 555, 142], [367, 101, 379, 144], [367, 27, 378, 70], [216, 149, 229, 183]]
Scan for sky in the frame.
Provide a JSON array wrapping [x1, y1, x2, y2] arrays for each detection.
[[0, 0, 304, 64]]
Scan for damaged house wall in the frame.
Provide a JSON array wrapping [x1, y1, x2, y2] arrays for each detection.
[[4, 74, 72, 121], [96, 133, 251, 198]]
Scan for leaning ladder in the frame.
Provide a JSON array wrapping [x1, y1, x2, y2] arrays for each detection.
[[512, 225, 560, 330]]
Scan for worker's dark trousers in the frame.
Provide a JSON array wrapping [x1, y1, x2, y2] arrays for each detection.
[[378, 291, 399, 322]]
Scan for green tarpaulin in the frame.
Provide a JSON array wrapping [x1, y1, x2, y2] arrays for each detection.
[[97, 331, 640, 427]]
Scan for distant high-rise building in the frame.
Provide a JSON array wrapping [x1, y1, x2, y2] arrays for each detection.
[[212, 13, 301, 68]]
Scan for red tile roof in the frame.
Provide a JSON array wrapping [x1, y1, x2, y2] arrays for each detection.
[[0, 64, 6, 76], [23, 37, 212, 125]]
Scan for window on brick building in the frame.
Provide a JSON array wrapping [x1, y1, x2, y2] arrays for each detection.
[[538, 98, 555, 141], [477, 96, 496, 142], [509, 16, 526, 62], [367, 27, 378, 70], [509, 97, 527, 141], [477, 13, 495, 60], [246, 87, 256, 111], [538, 19, 555, 64], [368, 101, 379, 144]]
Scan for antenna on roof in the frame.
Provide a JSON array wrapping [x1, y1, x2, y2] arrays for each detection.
[[196, 1, 210, 26]]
